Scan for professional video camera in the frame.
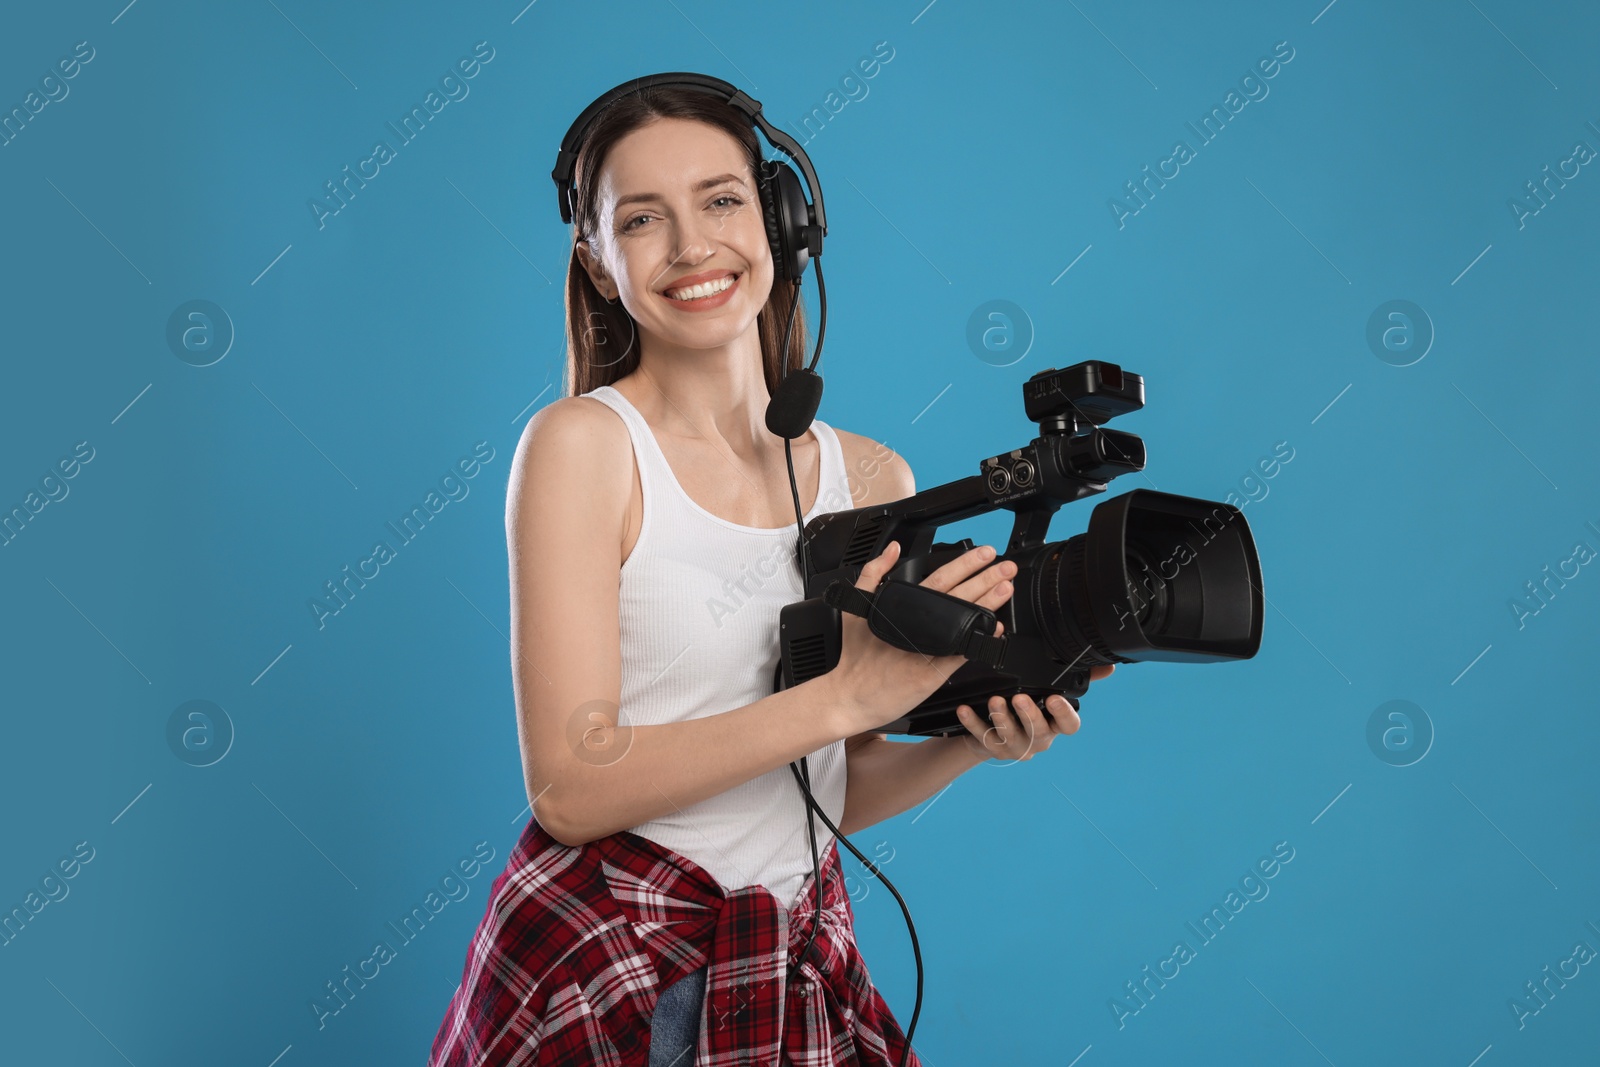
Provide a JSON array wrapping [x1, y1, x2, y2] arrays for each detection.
[[777, 360, 1265, 737]]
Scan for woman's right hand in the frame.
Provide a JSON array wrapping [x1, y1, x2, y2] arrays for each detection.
[[828, 539, 1017, 734]]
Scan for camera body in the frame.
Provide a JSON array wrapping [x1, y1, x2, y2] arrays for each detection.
[[777, 360, 1265, 737]]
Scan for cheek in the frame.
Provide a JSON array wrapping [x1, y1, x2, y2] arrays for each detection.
[[750, 218, 783, 278], [734, 228, 776, 298], [740, 227, 774, 277], [613, 250, 657, 301], [744, 259, 777, 311]]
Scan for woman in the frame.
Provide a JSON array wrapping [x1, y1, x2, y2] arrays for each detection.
[[429, 81, 1112, 1067]]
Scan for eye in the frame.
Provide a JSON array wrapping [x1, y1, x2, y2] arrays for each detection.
[[621, 213, 654, 232], [711, 194, 744, 209]]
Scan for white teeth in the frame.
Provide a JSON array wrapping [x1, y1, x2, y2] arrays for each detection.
[[665, 275, 735, 301]]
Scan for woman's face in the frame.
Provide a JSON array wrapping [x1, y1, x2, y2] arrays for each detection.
[[577, 117, 775, 353]]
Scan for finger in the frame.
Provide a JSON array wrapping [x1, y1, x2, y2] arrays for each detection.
[[1089, 664, 1116, 681], [949, 558, 1016, 606], [953, 705, 995, 759], [971, 573, 1015, 612], [972, 700, 1011, 751], [856, 539, 900, 589], [1044, 693, 1081, 735], [970, 698, 1012, 752], [987, 696, 1024, 755], [922, 544, 1000, 593], [1006, 694, 1048, 757], [974, 698, 1004, 753]]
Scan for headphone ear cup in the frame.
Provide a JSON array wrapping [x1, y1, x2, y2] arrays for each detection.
[[758, 158, 814, 284], [756, 160, 788, 281]]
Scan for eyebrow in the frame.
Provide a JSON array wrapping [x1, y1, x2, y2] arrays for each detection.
[[613, 173, 747, 213]]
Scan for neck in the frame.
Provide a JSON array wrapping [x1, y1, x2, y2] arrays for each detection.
[[623, 328, 776, 455]]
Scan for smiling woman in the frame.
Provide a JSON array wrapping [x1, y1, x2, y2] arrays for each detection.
[[428, 75, 1054, 1067]]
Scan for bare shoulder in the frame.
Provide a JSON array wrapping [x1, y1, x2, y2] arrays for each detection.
[[514, 394, 630, 458], [507, 395, 633, 531], [829, 427, 915, 508]]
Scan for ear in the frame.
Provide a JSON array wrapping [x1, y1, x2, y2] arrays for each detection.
[[574, 239, 617, 301]]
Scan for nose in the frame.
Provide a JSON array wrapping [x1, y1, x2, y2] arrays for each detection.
[[667, 208, 720, 269]]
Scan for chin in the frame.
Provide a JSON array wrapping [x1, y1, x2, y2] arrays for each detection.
[[661, 307, 763, 343]]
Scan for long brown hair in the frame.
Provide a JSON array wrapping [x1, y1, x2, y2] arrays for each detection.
[[561, 85, 810, 400]]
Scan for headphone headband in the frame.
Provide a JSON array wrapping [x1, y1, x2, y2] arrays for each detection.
[[550, 71, 826, 239]]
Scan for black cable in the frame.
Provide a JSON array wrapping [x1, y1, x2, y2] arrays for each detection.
[[784, 749, 924, 1067], [776, 274, 825, 993], [806, 251, 828, 371], [775, 256, 921, 1067], [787, 742, 822, 985], [777, 277, 809, 584]]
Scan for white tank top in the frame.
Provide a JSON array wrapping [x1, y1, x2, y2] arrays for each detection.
[[583, 383, 854, 911]]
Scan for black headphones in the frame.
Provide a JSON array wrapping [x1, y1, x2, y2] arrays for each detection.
[[550, 72, 829, 442]]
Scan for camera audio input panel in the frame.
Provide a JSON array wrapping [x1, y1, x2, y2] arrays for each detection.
[[982, 447, 1039, 501]]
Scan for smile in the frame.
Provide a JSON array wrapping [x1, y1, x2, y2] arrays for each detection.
[[660, 273, 740, 309]]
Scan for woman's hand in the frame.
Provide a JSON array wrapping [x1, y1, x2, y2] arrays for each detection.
[[829, 538, 1018, 734], [952, 664, 1116, 762]]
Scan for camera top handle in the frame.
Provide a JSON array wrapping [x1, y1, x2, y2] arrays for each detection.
[[801, 361, 1148, 586]]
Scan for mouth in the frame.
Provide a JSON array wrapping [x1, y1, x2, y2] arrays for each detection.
[[660, 271, 741, 306]]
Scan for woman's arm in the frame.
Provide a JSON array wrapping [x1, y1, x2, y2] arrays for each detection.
[[839, 675, 1105, 834], [510, 398, 864, 847], [838, 732, 985, 836]]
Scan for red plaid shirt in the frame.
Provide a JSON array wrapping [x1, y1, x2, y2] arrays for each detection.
[[429, 815, 921, 1067]]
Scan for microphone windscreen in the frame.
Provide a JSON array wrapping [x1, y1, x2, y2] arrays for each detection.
[[765, 368, 824, 439]]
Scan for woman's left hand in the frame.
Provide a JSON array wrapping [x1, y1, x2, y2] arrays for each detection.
[[952, 664, 1116, 762]]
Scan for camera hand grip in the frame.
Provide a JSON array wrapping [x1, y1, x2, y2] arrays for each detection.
[[824, 578, 1008, 669]]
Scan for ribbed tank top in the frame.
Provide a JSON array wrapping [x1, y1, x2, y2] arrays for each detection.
[[583, 383, 855, 911]]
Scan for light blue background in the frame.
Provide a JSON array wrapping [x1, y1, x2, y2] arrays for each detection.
[[2, 1, 1596, 1064]]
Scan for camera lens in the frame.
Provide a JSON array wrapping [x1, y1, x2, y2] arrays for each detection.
[[1122, 545, 1167, 631], [1034, 489, 1263, 667]]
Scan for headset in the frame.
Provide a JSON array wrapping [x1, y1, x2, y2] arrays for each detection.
[[553, 73, 922, 1064]]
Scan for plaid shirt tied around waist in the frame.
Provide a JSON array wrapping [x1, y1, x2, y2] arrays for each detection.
[[429, 815, 921, 1067]]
